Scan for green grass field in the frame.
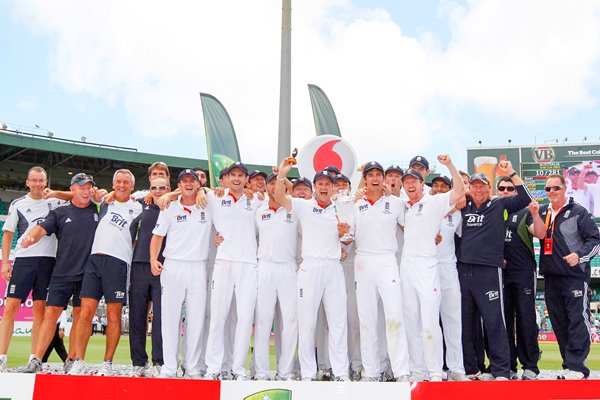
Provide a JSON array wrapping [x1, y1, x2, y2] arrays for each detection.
[[5, 335, 600, 371]]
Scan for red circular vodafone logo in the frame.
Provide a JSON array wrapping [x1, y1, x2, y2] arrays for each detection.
[[297, 135, 357, 179]]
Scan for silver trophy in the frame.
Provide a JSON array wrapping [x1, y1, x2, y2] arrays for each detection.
[[334, 189, 354, 242]]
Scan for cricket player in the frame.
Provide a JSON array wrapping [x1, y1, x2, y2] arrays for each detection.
[[203, 162, 262, 380], [150, 169, 212, 378], [253, 173, 299, 380], [274, 159, 350, 382], [351, 161, 410, 382], [400, 155, 464, 381]]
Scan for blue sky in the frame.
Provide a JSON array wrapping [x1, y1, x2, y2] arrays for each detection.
[[1, 0, 600, 172]]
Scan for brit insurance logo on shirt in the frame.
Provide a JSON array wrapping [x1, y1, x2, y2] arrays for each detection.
[[176, 214, 188, 223], [312, 207, 324, 214], [465, 213, 485, 227], [221, 199, 233, 207], [359, 203, 369, 213], [109, 212, 129, 230], [260, 212, 272, 222]]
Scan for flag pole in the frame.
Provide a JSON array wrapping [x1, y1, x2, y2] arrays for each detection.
[[277, 0, 292, 164]]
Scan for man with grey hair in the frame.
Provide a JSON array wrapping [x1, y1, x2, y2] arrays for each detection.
[[69, 169, 142, 376]]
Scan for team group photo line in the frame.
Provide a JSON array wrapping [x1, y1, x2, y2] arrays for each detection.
[[0, 153, 597, 382]]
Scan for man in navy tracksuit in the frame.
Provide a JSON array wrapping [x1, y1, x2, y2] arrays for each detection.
[[496, 176, 540, 380], [531, 174, 600, 380], [457, 161, 532, 380]]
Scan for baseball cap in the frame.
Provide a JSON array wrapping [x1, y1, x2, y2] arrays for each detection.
[[218, 165, 230, 179], [324, 165, 341, 175], [292, 177, 312, 189], [228, 161, 249, 176], [432, 175, 452, 188], [266, 173, 277, 183], [333, 173, 351, 184], [469, 173, 490, 185], [70, 173, 95, 186], [249, 169, 268, 180], [313, 170, 334, 183], [385, 165, 404, 175], [362, 161, 384, 176], [401, 169, 424, 182], [178, 169, 199, 181], [567, 166, 580, 175], [409, 156, 430, 170]]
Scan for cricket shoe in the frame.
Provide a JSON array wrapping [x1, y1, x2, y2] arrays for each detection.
[[67, 359, 87, 375], [97, 360, 113, 376], [21, 357, 42, 374]]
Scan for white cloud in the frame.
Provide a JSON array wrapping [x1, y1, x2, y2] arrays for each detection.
[[10, 0, 600, 167]]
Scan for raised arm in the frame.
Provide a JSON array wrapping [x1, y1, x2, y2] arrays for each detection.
[[437, 154, 465, 206], [274, 159, 294, 211]]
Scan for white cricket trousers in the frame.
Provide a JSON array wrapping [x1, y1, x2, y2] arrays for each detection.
[[254, 259, 298, 379], [297, 258, 349, 379], [355, 253, 410, 378], [343, 255, 362, 372], [205, 259, 257, 376], [160, 259, 207, 376], [439, 261, 465, 374], [400, 255, 443, 377]]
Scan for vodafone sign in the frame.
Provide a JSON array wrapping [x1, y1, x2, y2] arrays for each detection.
[[297, 135, 358, 179]]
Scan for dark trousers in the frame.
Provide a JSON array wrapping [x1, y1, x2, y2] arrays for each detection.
[[458, 263, 510, 378], [504, 268, 540, 373], [544, 275, 591, 376], [129, 262, 163, 367], [42, 323, 68, 363]]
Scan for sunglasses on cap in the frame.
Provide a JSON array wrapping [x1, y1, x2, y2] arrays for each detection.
[[497, 186, 516, 192], [544, 185, 565, 192], [150, 185, 168, 191]]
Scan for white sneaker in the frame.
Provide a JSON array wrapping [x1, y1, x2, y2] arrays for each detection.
[[495, 376, 509, 381], [147, 365, 161, 378], [335, 375, 350, 382], [509, 370, 518, 380], [396, 375, 410, 382], [562, 370, 586, 380], [467, 371, 482, 381], [67, 359, 87, 376], [359, 376, 379, 382], [21, 357, 42, 374], [63, 359, 74, 374], [409, 372, 428, 382], [130, 366, 146, 377], [521, 369, 538, 380], [183, 372, 203, 379], [557, 369, 570, 379], [220, 371, 233, 380], [157, 372, 175, 379], [233, 373, 249, 381], [253, 374, 271, 381], [203, 373, 221, 380], [0, 358, 7, 373], [97, 360, 113, 376], [429, 373, 443, 382], [447, 371, 469, 381]]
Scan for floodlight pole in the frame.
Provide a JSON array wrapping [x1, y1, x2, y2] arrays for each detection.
[[277, 0, 292, 164]]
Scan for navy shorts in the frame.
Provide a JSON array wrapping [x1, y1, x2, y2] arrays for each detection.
[[5, 257, 55, 302], [47, 279, 82, 308], [81, 254, 128, 304]]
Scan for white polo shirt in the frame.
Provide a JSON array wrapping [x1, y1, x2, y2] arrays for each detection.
[[354, 195, 404, 256], [437, 209, 461, 264], [153, 199, 213, 262], [3, 195, 64, 259], [402, 192, 453, 267], [255, 203, 299, 263], [206, 190, 262, 265], [291, 197, 340, 262], [91, 199, 143, 264]]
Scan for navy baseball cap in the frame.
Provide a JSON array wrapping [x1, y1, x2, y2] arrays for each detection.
[[249, 169, 268, 180], [432, 175, 452, 188], [313, 170, 334, 183], [218, 165, 230, 179], [385, 165, 404, 175], [70, 173, 95, 186], [324, 165, 341, 175], [178, 169, 199, 181], [401, 169, 424, 182], [266, 173, 277, 183], [567, 167, 580, 175], [409, 156, 430, 170], [362, 161, 384, 176], [469, 173, 490, 185], [333, 173, 351, 184], [228, 161, 249, 176], [292, 177, 312, 189]]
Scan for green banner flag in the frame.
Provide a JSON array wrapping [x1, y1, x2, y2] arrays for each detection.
[[308, 84, 341, 136], [244, 389, 292, 400], [200, 93, 241, 187]]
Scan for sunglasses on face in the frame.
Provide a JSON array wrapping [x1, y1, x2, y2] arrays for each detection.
[[497, 186, 515, 192], [150, 185, 168, 191], [544, 186, 564, 192]]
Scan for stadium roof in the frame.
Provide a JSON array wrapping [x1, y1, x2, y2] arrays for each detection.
[[0, 128, 271, 190]]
